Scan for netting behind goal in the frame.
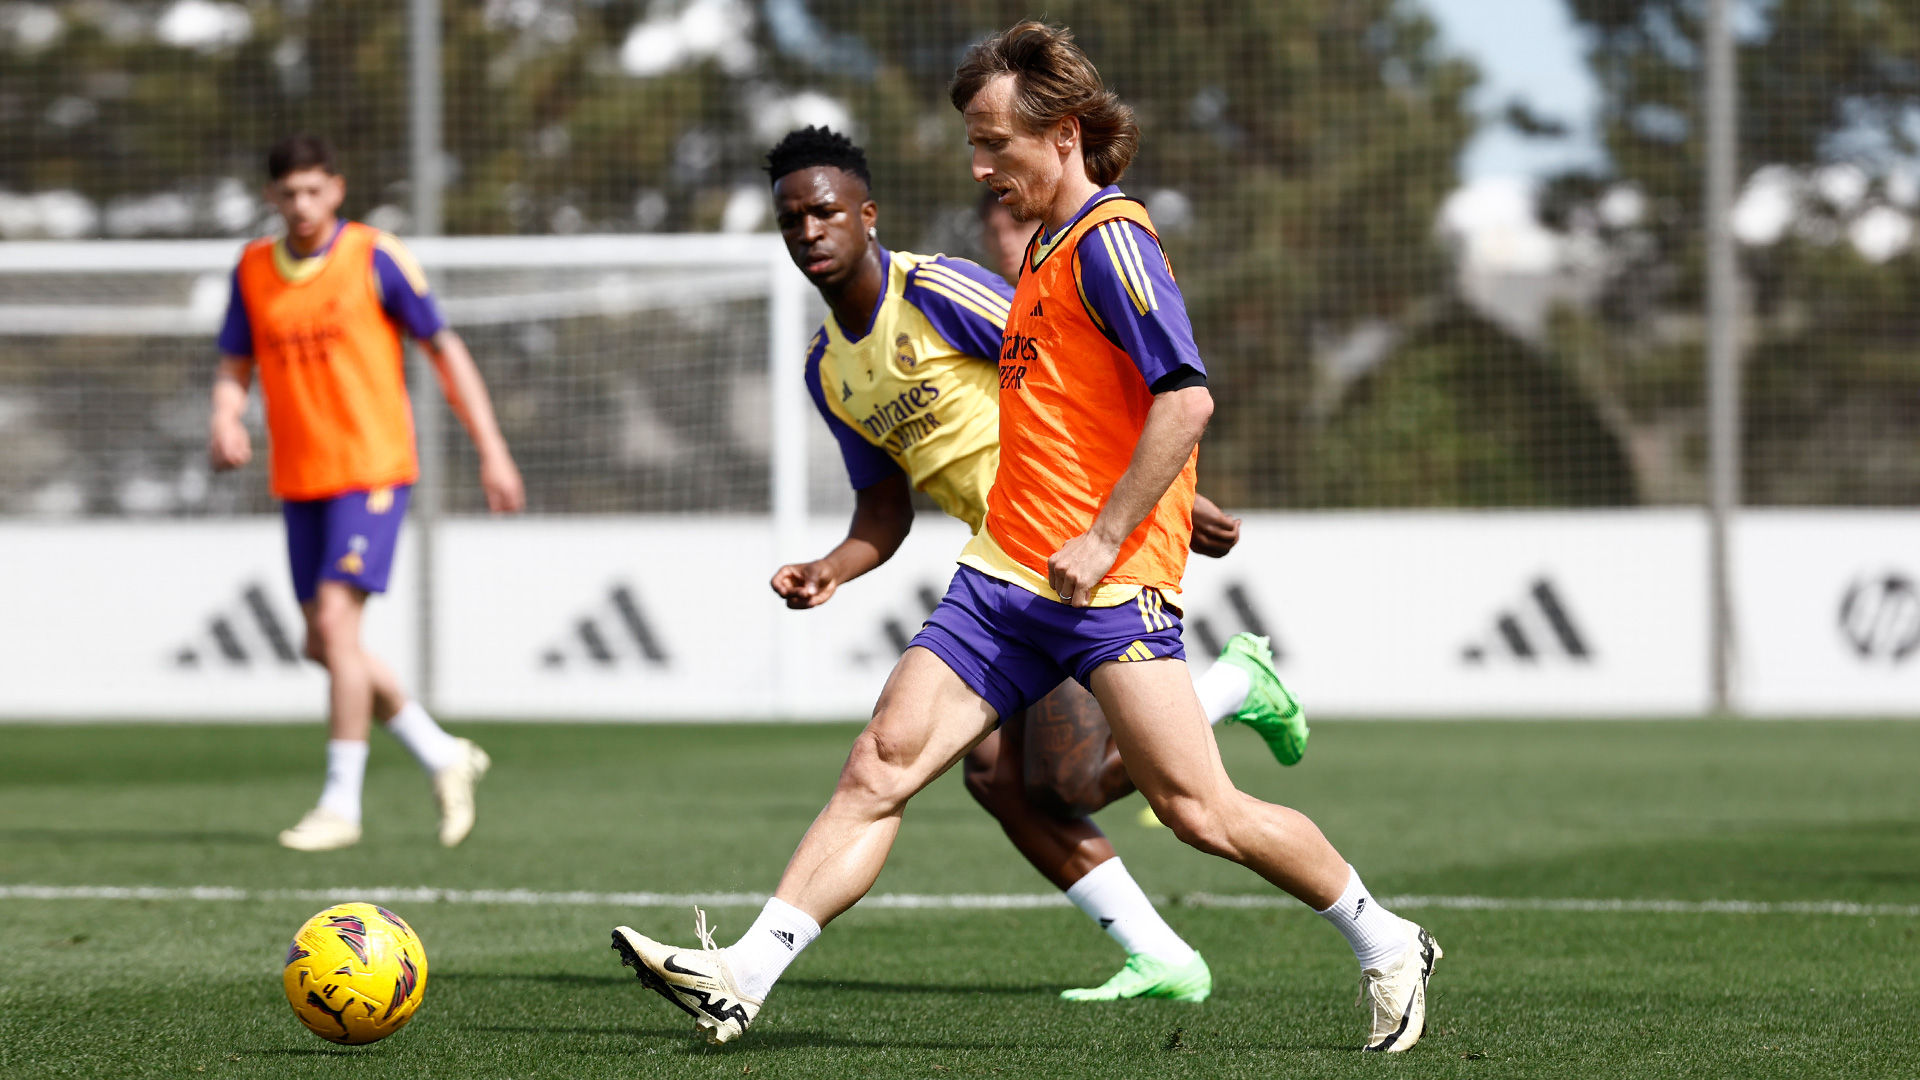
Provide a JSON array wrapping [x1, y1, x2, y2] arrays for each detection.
[[0, 236, 845, 519]]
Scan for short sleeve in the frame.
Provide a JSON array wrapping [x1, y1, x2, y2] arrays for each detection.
[[1073, 220, 1207, 388], [902, 256, 1014, 359], [217, 268, 253, 357], [372, 233, 448, 341], [804, 331, 901, 491]]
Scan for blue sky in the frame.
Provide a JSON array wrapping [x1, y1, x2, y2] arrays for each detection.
[[1422, 0, 1604, 180]]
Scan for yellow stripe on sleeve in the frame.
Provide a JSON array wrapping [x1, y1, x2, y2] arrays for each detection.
[[1119, 225, 1158, 310], [375, 233, 433, 297], [916, 264, 1012, 319], [1097, 223, 1150, 316]]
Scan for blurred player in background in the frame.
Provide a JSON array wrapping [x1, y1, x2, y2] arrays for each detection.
[[610, 118, 1307, 1023], [753, 126, 1305, 1003], [614, 24, 1441, 1052], [208, 134, 524, 852]]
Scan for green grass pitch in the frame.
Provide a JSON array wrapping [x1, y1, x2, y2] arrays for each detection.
[[3, 719, 1918, 1079]]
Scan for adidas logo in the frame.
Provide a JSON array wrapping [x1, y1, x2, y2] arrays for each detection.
[[1029, 300, 1044, 317], [1098, 917, 1115, 929], [1461, 577, 1592, 664], [867, 582, 944, 660], [540, 582, 670, 669], [771, 930, 795, 950], [1189, 583, 1282, 661], [173, 582, 299, 668]]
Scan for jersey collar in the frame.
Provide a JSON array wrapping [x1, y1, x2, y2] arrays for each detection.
[[271, 220, 347, 284], [831, 243, 891, 344], [1029, 186, 1125, 271]]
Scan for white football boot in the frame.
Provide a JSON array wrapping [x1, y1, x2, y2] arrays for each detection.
[[431, 738, 491, 847], [612, 909, 762, 1044], [277, 807, 361, 852], [1358, 923, 1443, 1052]]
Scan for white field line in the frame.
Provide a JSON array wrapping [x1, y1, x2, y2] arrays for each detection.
[[1, 884, 1916, 919]]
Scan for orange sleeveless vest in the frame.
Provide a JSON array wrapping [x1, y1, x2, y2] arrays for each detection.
[[984, 197, 1197, 595], [236, 222, 418, 501]]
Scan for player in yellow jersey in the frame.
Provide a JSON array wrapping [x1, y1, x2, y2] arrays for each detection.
[[208, 134, 523, 852], [609, 123, 1294, 1012], [612, 27, 1439, 1053]]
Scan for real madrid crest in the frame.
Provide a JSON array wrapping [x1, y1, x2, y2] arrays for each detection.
[[895, 333, 918, 370]]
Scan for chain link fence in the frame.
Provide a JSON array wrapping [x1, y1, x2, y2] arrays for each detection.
[[2, 0, 1916, 517]]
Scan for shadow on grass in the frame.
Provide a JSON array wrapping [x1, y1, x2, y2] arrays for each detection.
[[0, 828, 264, 846], [461, 1023, 988, 1053], [433, 971, 629, 987], [781, 976, 1056, 997]]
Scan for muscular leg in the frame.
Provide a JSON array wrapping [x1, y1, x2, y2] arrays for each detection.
[[774, 646, 1001, 927], [303, 582, 378, 741], [1089, 657, 1347, 907], [962, 706, 1115, 891]]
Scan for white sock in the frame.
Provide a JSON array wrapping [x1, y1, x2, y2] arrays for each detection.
[[317, 739, 369, 823], [721, 897, 821, 1002], [1316, 866, 1408, 971], [1063, 857, 1197, 965], [383, 700, 464, 774], [1192, 661, 1251, 725]]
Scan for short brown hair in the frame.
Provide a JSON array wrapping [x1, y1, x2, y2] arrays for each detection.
[[949, 21, 1139, 187], [266, 134, 336, 180]]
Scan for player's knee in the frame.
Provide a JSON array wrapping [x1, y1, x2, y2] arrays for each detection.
[[1152, 795, 1235, 858], [837, 730, 916, 814], [305, 607, 357, 662]]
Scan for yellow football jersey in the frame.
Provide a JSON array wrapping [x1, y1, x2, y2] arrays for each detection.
[[804, 247, 1011, 532]]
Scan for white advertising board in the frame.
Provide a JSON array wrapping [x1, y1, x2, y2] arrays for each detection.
[[426, 511, 1711, 720], [1733, 511, 1920, 715], [0, 522, 417, 718], [1172, 511, 1711, 716], [0, 511, 1731, 720]]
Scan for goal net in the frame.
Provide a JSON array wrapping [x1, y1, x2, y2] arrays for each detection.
[[0, 235, 841, 522]]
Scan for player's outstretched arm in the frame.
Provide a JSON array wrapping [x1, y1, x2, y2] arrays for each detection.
[[1189, 493, 1241, 558], [1048, 385, 1213, 605], [771, 471, 913, 609], [424, 328, 524, 513], [208, 355, 254, 471]]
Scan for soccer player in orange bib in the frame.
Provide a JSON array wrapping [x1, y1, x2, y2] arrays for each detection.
[[208, 134, 524, 852], [612, 24, 1441, 1053], [754, 126, 1307, 1003]]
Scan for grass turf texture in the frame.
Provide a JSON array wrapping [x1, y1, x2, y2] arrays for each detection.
[[3, 720, 1917, 1079]]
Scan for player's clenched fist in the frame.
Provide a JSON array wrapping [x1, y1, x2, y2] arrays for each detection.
[[771, 560, 843, 609], [209, 420, 252, 471], [1189, 494, 1241, 558]]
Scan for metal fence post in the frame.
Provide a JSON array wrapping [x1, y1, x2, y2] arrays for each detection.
[[1704, 0, 1741, 715], [408, 0, 444, 710]]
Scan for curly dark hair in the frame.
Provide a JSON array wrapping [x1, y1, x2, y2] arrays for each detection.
[[764, 126, 871, 189]]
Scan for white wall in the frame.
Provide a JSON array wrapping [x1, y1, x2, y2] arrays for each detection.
[[2, 511, 1912, 720]]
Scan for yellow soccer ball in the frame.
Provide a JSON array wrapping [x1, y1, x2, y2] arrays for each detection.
[[282, 902, 428, 1045]]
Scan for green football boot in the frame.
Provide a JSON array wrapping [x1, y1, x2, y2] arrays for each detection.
[[1216, 632, 1309, 766], [1061, 951, 1213, 1002]]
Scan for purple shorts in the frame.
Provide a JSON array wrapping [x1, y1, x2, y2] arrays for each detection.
[[283, 485, 411, 604], [909, 566, 1187, 721]]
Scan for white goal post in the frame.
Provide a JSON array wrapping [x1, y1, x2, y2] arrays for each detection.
[[0, 234, 820, 714]]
